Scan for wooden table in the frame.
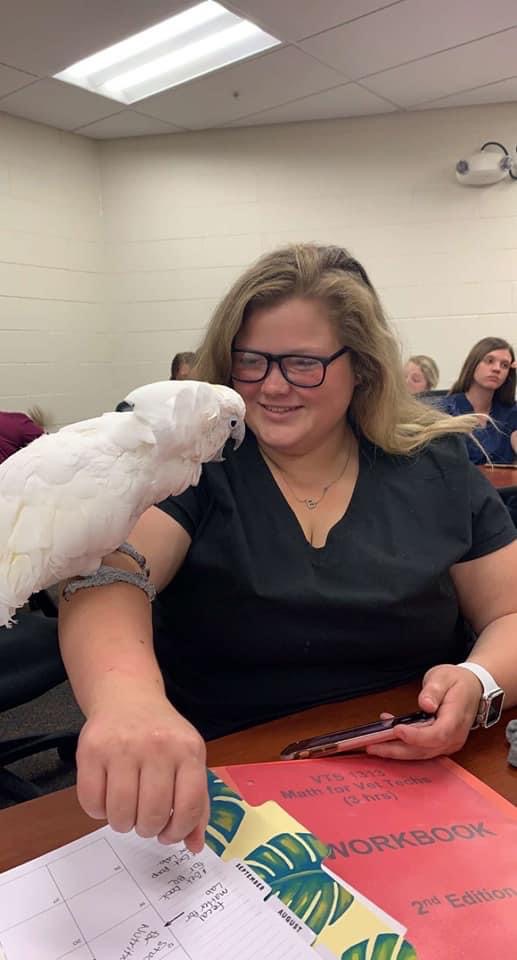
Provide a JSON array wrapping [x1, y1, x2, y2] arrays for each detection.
[[1, 681, 515, 874], [479, 464, 517, 489]]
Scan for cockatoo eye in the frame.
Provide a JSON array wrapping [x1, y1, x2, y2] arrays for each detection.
[[229, 418, 238, 428]]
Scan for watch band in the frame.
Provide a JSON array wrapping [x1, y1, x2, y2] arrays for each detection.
[[456, 661, 505, 729], [456, 662, 500, 695]]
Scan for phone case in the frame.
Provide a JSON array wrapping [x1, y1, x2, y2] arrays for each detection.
[[280, 711, 434, 760]]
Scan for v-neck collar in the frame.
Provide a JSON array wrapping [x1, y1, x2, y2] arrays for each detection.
[[456, 393, 504, 419], [246, 428, 366, 554]]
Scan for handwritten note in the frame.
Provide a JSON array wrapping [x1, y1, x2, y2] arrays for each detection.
[[0, 825, 321, 960]]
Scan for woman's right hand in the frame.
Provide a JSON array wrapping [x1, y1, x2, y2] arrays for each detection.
[[75, 686, 209, 851]]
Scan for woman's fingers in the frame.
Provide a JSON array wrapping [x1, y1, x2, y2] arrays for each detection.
[[76, 740, 107, 820], [136, 760, 176, 839], [105, 758, 140, 833], [366, 740, 431, 760], [369, 667, 480, 759], [184, 793, 211, 854], [74, 696, 209, 846], [158, 758, 209, 849]]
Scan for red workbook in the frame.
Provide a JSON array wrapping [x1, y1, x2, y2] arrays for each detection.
[[214, 756, 517, 960]]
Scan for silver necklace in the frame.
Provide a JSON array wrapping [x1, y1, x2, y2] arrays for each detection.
[[262, 442, 353, 510]]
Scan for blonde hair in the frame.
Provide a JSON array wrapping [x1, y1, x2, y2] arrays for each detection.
[[194, 244, 478, 455], [27, 405, 47, 429], [408, 355, 440, 390]]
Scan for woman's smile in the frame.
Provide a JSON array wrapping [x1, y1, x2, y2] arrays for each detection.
[[259, 402, 303, 418]]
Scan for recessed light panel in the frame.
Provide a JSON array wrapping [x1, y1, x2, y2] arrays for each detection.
[[55, 2, 280, 104]]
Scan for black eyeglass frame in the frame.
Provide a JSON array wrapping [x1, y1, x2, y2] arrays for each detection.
[[231, 345, 350, 388]]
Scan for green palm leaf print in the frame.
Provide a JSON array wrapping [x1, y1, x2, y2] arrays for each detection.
[[244, 831, 354, 934], [341, 935, 417, 960], [205, 770, 245, 856]]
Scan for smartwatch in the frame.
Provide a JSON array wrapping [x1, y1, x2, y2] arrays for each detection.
[[456, 662, 505, 729]]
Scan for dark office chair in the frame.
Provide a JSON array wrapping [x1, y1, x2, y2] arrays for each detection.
[[0, 608, 80, 803], [417, 389, 449, 409], [497, 485, 517, 527], [28, 588, 58, 618]]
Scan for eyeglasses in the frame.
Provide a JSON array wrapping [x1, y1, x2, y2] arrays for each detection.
[[231, 346, 350, 388]]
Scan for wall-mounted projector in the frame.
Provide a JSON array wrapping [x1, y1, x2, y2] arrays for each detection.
[[455, 141, 516, 186]]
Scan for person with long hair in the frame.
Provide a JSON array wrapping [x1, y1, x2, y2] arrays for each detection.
[[59, 244, 517, 851], [444, 337, 517, 464], [170, 351, 196, 380], [404, 354, 440, 395]]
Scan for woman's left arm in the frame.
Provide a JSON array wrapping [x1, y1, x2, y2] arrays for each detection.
[[510, 430, 517, 454], [367, 538, 517, 759]]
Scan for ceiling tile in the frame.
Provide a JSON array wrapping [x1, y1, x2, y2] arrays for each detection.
[[225, 0, 397, 42], [0, 2, 515, 134], [299, 0, 517, 80], [362, 28, 517, 107], [229, 81, 395, 126], [76, 110, 185, 138], [0, 1, 192, 75], [0, 63, 36, 99], [0, 78, 120, 131], [416, 76, 517, 110], [137, 46, 348, 129]]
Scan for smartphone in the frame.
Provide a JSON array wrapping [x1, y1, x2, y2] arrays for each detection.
[[280, 710, 435, 760]]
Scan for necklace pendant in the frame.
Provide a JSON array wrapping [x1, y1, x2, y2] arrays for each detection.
[[305, 498, 318, 510]]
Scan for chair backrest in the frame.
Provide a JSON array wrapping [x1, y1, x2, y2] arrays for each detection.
[[0, 612, 63, 712]]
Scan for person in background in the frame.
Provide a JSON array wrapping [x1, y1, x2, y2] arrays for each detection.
[[59, 245, 517, 852], [443, 337, 517, 464], [404, 355, 440, 395], [0, 408, 44, 464], [170, 351, 196, 380]]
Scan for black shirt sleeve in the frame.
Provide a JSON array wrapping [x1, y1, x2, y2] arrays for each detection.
[[157, 481, 206, 539], [459, 461, 516, 562]]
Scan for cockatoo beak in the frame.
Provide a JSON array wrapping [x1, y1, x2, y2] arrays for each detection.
[[231, 420, 246, 449]]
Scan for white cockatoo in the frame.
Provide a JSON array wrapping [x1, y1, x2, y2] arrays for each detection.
[[0, 380, 245, 627]]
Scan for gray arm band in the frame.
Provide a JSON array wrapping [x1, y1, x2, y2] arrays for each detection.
[[62, 542, 156, 602]]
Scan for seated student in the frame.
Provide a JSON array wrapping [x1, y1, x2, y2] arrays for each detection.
[[170, 351, 196, 380], [443, 337, 517, 464], [59, 244, 517, 851], [0, 409, 44, 464], [404, 354, 440, 395]]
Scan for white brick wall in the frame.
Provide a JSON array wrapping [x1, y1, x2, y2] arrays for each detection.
[[1, 102, 516, 425], [0, 113, 106, 428], [101, 102, 517, 395]]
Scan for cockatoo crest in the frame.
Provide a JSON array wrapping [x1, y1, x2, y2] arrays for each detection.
[[124, 380, 244, 462]]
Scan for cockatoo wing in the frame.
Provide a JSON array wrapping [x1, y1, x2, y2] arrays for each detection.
[[0, 379, 243, 627], [0, 420, 155, 611]]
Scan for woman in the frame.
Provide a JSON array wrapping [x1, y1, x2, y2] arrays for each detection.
[[444, 337, 517, 464], [59, 245, 517, 854], [404, 354, 439, 395], [170, 351, 196, 380]]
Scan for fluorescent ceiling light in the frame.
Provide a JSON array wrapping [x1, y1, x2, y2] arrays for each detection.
[[54, 1, 280, 104]]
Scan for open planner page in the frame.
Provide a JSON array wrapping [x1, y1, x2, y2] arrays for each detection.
[[0, 824, 326, 960]]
